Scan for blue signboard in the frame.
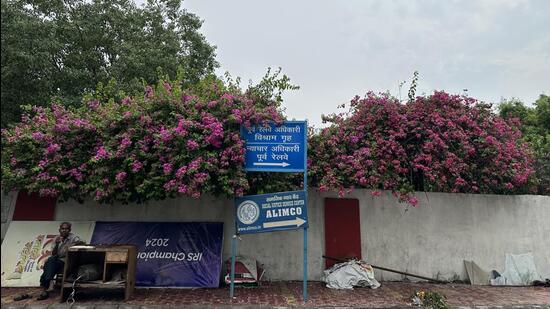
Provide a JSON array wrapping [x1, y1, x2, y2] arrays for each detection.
[[235, 190, 308, 234], [241, 121, 306, 172], [90, 222, 224, 287]]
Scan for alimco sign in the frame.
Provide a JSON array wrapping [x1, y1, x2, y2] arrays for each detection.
[[235, 190, 308, 234]]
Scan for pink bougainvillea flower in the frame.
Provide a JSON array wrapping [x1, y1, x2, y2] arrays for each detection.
[[308, 91, 536, 206], [131, 161, 143, 173], [186, 140, 199, 151], [87, 100, 100, 110], [116, 172, 127, 183], [163, 163, 173, 175]]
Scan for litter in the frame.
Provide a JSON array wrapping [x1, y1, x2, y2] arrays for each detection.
[[322, 260, 381, 289], [224, 256, 265, 286], [464, 260, 490, 285], [323, 255, 447, 283], [490, 253, 542, 286]]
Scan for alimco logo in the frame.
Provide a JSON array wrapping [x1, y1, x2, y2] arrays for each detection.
[[237, 200, 260, 225]]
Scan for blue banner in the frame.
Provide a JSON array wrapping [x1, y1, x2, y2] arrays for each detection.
[[90, 222, 223, 287], [241, 121, 307, 172], [235, 190, 308, 234]]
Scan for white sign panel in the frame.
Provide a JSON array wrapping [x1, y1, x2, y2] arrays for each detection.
[[1, 221, 95, 287]]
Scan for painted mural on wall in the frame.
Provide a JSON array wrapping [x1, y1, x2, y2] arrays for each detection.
[[1, 221, 224, 288], [1, 221, 95, 287]]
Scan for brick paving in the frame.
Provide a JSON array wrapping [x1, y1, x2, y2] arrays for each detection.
[[2, 281, 549, 308]]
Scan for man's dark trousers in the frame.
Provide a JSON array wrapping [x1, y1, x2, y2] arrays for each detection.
[[40, 256, 64, 288]]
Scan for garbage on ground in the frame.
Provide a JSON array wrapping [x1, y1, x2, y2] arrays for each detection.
[[224, 256, 265, 286], [533, 278, 550, 287], [465, 253, 544, 286], [489, 253, 542, 286], [322, 259, 380, 289], [411, 290, 449, 309]]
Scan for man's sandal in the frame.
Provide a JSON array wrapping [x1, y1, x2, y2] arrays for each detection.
[[36, 291, 49, 300], [13, 294, 31, 301]]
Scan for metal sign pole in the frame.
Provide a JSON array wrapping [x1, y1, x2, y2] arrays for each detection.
[[303, 226, 308, 301], [303, 120, 308, 302], [230, 233, 237, 298], [230, 196, 238, 299]]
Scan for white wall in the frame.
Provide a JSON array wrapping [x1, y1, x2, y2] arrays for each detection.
[[50, 190, 550, 282], [346, 191, 550, 281], [1, 190, 18, 243]]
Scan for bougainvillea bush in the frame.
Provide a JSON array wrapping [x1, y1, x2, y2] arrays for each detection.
[[1, 77, 285, 203], [309, 91, 536, 205], [1, 77, 538, 206]]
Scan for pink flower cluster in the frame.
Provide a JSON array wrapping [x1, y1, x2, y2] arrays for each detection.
[[309, 91, 536, 205], [1, 79, 284, 203]]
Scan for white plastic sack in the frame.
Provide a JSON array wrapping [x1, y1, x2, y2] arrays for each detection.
[[490, 253, 542, 286], [322, 260, 381, 289]]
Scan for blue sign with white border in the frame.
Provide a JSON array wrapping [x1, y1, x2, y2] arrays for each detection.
[[235, 190, 308, 234], [241, 121, 306, 172]]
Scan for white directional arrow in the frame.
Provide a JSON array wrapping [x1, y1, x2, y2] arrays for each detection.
[[263, 217, 306, 229], [253, 162, 290, 167]]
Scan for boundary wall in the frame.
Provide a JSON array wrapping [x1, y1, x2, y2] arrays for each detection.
[[2, 190, 549, 281]]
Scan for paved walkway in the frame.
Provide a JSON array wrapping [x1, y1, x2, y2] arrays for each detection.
[[2, 281, 549, 308]]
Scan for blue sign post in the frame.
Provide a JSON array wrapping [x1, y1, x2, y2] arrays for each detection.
[[231, 121, 309, 302]]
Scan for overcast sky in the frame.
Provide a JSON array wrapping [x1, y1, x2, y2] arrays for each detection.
[[183, 0, 550, 127]]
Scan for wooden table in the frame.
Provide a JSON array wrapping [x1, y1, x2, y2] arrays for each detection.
[[60, 245, 137, 302]]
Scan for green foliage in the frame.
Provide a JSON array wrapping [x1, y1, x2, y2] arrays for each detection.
[[499, 99, 533, 125], [247, 172, 303, 195], [498, 95, 550, 195], [535, 94, 550, 132], [246, 67, 300, 109], [1, 0, 56, 128], [407, 71, 419, 102], [412, 291, 449, 309], [1, 0, 218, 127]]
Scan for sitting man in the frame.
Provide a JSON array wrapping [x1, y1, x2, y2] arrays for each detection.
[[38, 221, 84, 300]]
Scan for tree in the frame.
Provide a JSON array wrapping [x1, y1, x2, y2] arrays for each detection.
[[309, 92, 536, 205], [498, 95, 550, 195], [1, 0, 56, 128], [1, 0, 217, 127]]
